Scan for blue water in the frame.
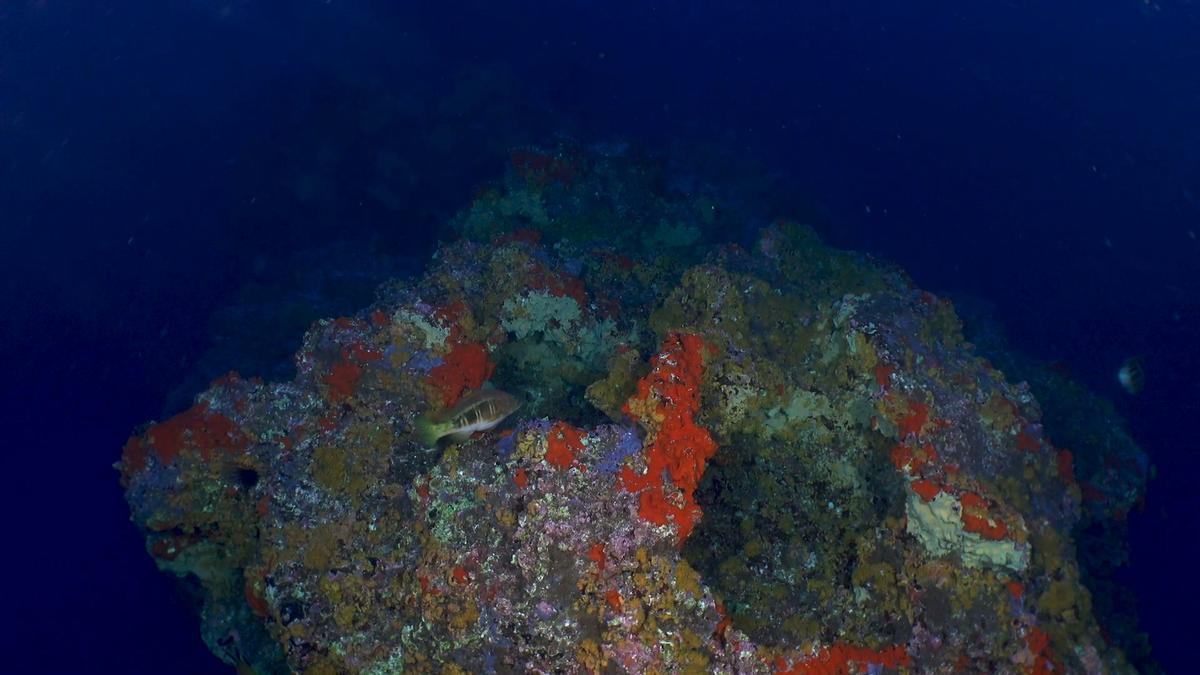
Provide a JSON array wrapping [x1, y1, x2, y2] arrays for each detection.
[[2, 1, 1196, 672]]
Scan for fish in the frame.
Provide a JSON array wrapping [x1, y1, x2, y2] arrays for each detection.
[[414, 388, 521, 446], [1117, 356, 1145, 395]]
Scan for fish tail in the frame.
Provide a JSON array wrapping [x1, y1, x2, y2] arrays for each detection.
[[414, 414, 446, 447]]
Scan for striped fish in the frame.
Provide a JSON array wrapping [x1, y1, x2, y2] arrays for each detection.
[[414, 388, 521, 446]]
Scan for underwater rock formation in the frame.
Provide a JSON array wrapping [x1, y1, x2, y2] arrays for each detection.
[[119, 143, 1146, 673]]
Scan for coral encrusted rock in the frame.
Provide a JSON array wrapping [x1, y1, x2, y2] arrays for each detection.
[[120, 144, 1145, 674]]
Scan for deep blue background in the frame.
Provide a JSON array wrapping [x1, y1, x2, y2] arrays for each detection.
[[2, 1, 1196, 672]]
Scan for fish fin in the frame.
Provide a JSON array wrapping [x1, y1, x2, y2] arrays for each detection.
[[445, 429, 475, 443], [414, 414, 445, 447]]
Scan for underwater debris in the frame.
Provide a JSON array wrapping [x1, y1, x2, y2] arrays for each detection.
[[118, 144, 1146, 674], [1117, 356, 1145, 396]]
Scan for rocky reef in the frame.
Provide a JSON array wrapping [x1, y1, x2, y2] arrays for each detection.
[[119, 143, 1148, 673]]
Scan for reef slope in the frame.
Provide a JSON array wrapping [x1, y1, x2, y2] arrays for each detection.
[[119, 145, 1145, 674]]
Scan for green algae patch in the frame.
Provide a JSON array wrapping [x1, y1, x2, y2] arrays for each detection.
[[585, 348, 648, 421], [905, 489, 1029, 573], [763, 388, 835, 438], [501, 290, 584, 343]]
